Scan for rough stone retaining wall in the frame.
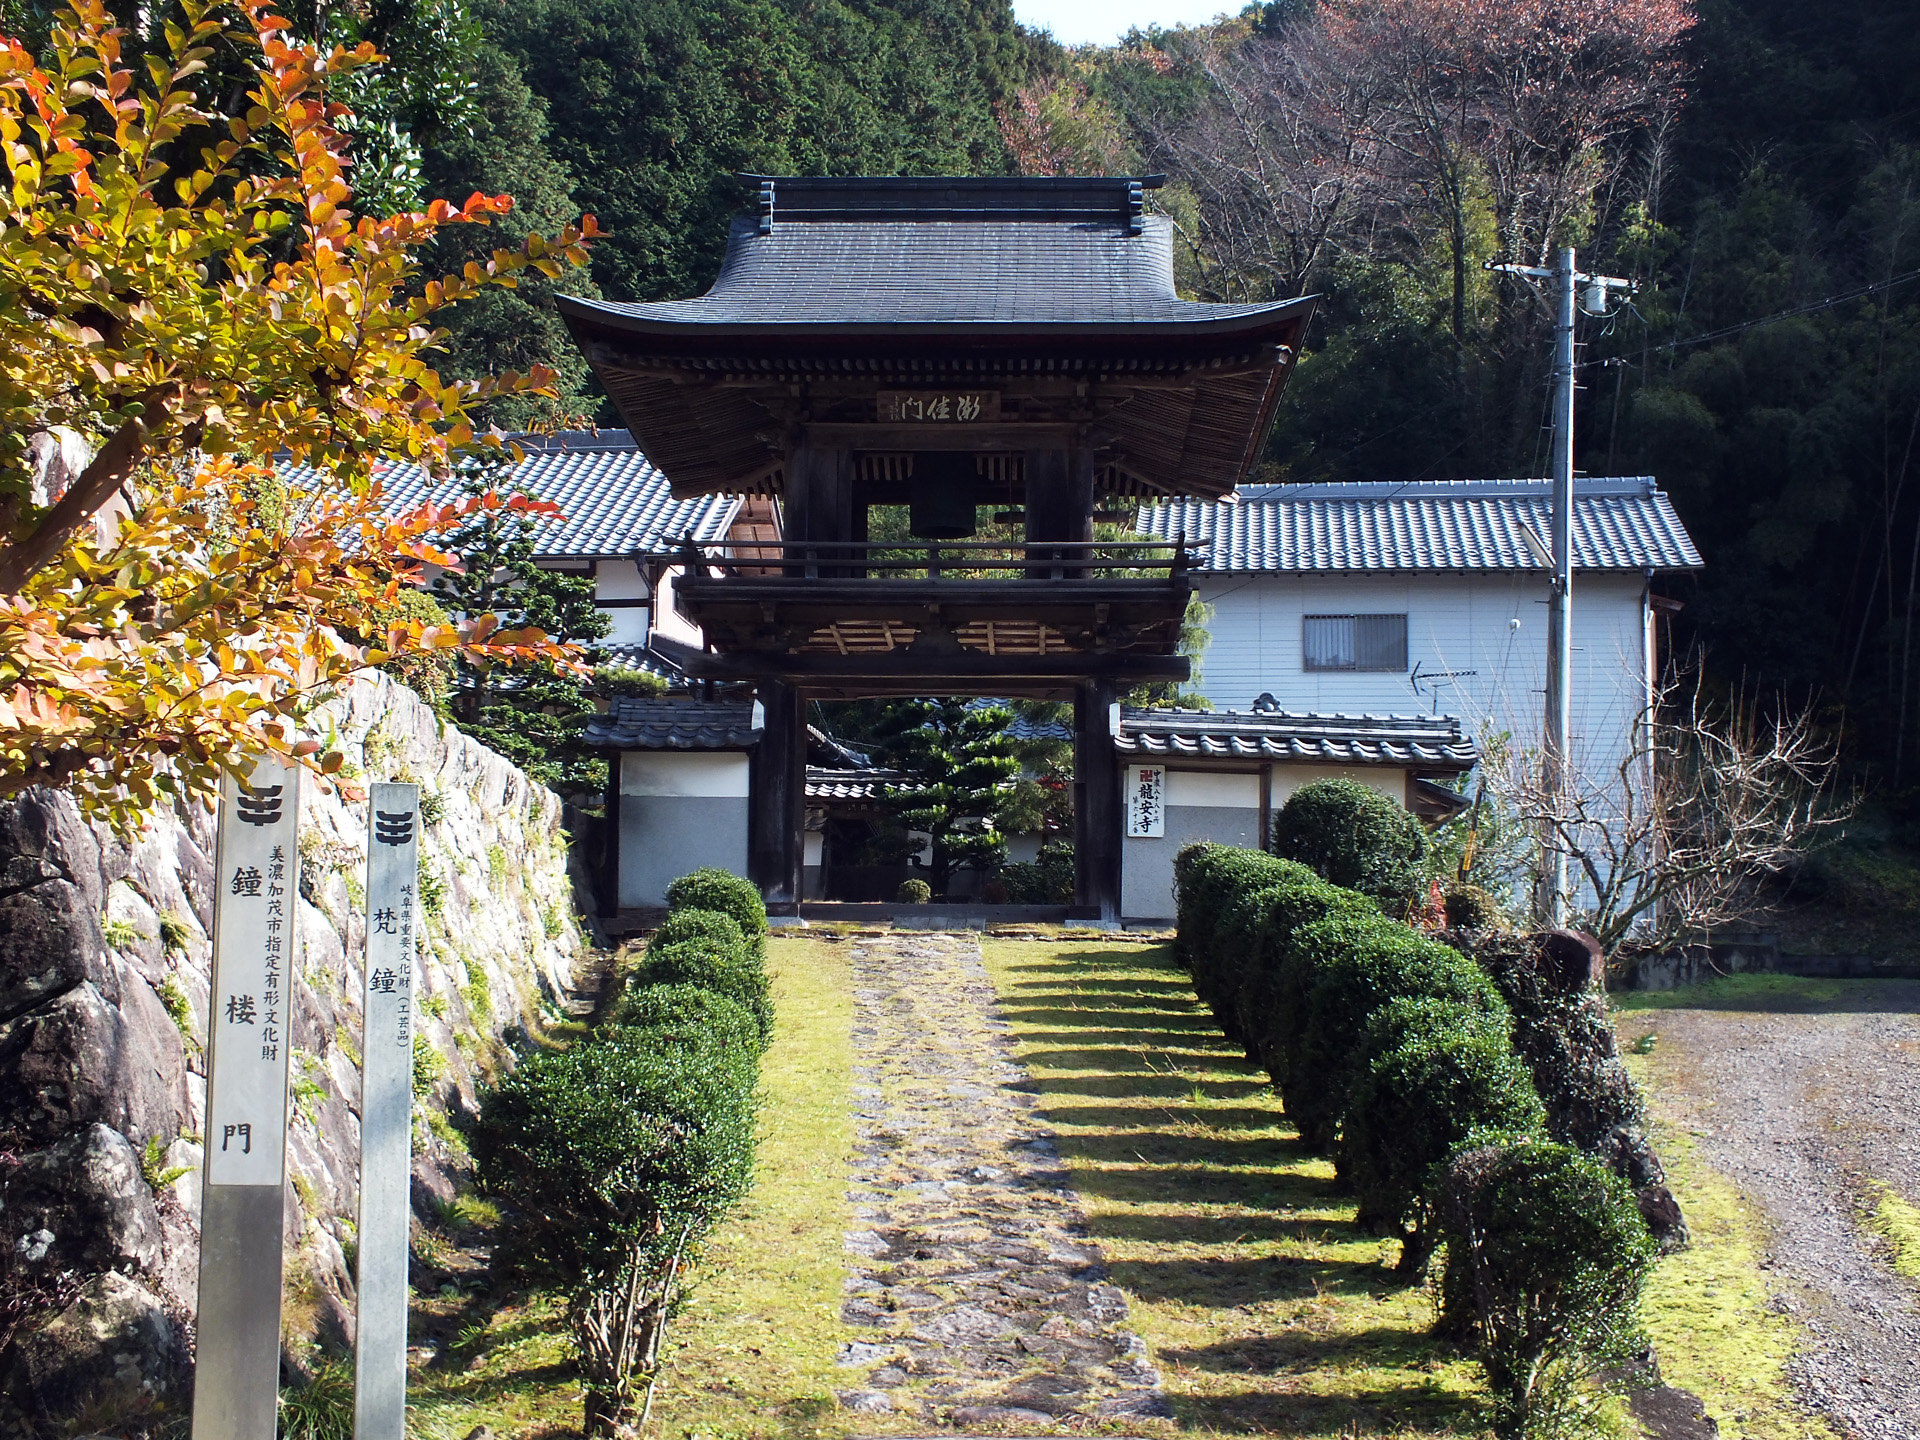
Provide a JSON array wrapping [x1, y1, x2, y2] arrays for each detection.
[[0, 673, 591, 1435]]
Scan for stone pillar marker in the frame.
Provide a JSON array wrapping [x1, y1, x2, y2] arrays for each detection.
[[355, 782, 420, 1440], [192, 759, 302, 1440]]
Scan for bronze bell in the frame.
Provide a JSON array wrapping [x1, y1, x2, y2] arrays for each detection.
[[908, 452, 978, 539]]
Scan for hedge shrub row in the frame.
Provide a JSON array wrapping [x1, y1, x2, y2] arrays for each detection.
[[634, 876, 774, 1045], [1174, 786, 1652, 1437], [475, 867, 771, 1435]]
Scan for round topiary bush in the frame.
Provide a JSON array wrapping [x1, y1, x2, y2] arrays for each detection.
[[1239, 878, 1382, 1084], [650, 907, 749, 961], [1434, 1134, 1657, 1439], [1286, 920, 1509, 1151], [896, 877, 932, 904], [637, 938, 772, 1041], [1341, 998, 1544, 1270], [1172, 845, 1302, 1025], [665, 867, 767, 938], [612, 981, 766, 1056], [1443, 883, 1505, 933], [1272, 778, 1430, 913], [474, 1026, 757, 1434]]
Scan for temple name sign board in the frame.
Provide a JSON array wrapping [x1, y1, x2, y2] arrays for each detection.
[[192, 761, 301, 1440], [356, 783, 420, 1440], [877, 390, 999, 423]]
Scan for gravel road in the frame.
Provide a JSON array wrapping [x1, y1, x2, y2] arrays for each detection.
[[1621, 981, 1920, 1439]]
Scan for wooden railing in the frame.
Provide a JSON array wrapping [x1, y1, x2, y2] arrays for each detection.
[[661, 536, 1200, 582]]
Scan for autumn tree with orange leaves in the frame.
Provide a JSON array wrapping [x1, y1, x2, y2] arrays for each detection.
[[0, 0, 602, 827]]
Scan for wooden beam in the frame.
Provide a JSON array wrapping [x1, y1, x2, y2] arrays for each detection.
[[650, 635, 1187, 684], [1074, 676, 1122, 923], [748, 680, 805, 906], [803, 421, 1080, 449]]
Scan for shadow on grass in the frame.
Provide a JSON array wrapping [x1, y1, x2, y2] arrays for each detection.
[[1166, 1350, 1482, 1436], [1040, 1102, 1286, 1130], [1116, 1253, 1392, 1305], [993, 942, 1482, 1428], [1165, 1325, 1453, 1374], [1615, 974, 1920, 1016]]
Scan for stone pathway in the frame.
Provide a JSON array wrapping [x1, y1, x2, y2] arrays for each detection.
[[834, 931, 1170, 1426]]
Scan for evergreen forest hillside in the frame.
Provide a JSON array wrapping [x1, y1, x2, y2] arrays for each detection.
[[439, 0, 1919, 817], [7, 0, 1915, 816]]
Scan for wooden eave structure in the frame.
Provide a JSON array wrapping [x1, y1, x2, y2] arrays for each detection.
[[556, 176, 1316, 504]]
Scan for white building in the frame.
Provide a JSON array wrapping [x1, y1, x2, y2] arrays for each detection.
[[365, 429, 750, 669], [1138, 476, 1703, 794]]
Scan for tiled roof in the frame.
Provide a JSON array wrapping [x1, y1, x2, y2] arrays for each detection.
[[583, 698, 757, 750], [1138, 477, 1702, 573], [599, 643, 687, 680], [805, 767, 919, 801], [968, 699, 1072, 742], [557, 179, 1306, 335], [1116, 707, 1477, 769], [333, 431, 740, 561]]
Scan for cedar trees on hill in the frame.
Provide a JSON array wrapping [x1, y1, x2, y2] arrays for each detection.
[[472, 0, 1027, 309]]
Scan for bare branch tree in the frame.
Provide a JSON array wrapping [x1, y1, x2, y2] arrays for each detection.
[[1126, 0, 1695, 332], [1484, 667, 1856, 956], [1131, 25, 1390, 301]]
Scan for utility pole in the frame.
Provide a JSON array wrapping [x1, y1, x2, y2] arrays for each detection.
[[1487, 247, 1632, 925]]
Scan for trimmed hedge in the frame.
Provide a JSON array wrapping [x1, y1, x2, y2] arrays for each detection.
[[637, 937, 772, 1042], [473, 1024, 758, 1431], [1288, 919, 1509, 1151], [1435, 1134, 1656, 1439], [665, 867, 767, 938], [1272, 778, 1429, 912], [1170, 842, 1655, 1431], [474, 1025, 758, 1288], [1204, 861, 1326, 1051], [1172, 844, 1303, 1029], [612, 981, 766, 1056], [1342, 998, 1544, 1270], [651, 907, 749, 959], [1238, 878, 1381, 1084]]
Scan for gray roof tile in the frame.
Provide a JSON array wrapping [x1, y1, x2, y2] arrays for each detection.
[[583, 698, 757, 750], [1138, 477, 1701, 573], [1117, 707, 1477, 768], [805, 767, 919, 801], [561, 212, 1300, 332], [336, 431, 740, 561]]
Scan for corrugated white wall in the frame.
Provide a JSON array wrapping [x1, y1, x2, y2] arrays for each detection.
[[1191, 570, 1652, 787]]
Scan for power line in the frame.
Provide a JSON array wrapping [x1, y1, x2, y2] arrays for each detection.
[[1577, 264, 1920, 370]]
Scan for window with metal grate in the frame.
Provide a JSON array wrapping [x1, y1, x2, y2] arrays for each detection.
[[1303, 614, 1408, 672]]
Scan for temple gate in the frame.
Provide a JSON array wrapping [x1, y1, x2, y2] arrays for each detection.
[[560, 175, 1314, 921]]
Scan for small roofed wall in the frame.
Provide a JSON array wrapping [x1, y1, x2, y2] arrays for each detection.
[[617, 752, 750, 908], [1120, 763, 1411, 922]]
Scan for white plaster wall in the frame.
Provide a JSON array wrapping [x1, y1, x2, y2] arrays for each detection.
[[592, 558, 651, 645], [620, 751, 751, 798], [1193, 570, 1652, 792], [1271, 764, 1408, 808], [654, 567, 706, 648], [1123, 767, 1264, 920]]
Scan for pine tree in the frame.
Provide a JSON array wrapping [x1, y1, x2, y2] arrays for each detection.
[[431, 473, 613, 795], [870, 698, 1022, 899]]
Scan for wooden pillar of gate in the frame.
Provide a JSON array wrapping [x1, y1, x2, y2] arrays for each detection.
[[750, 679, 806, 911], [1074, 675, 1121, 923], [785, 440, 854, 576], [1024, 446, 1094, 577]]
